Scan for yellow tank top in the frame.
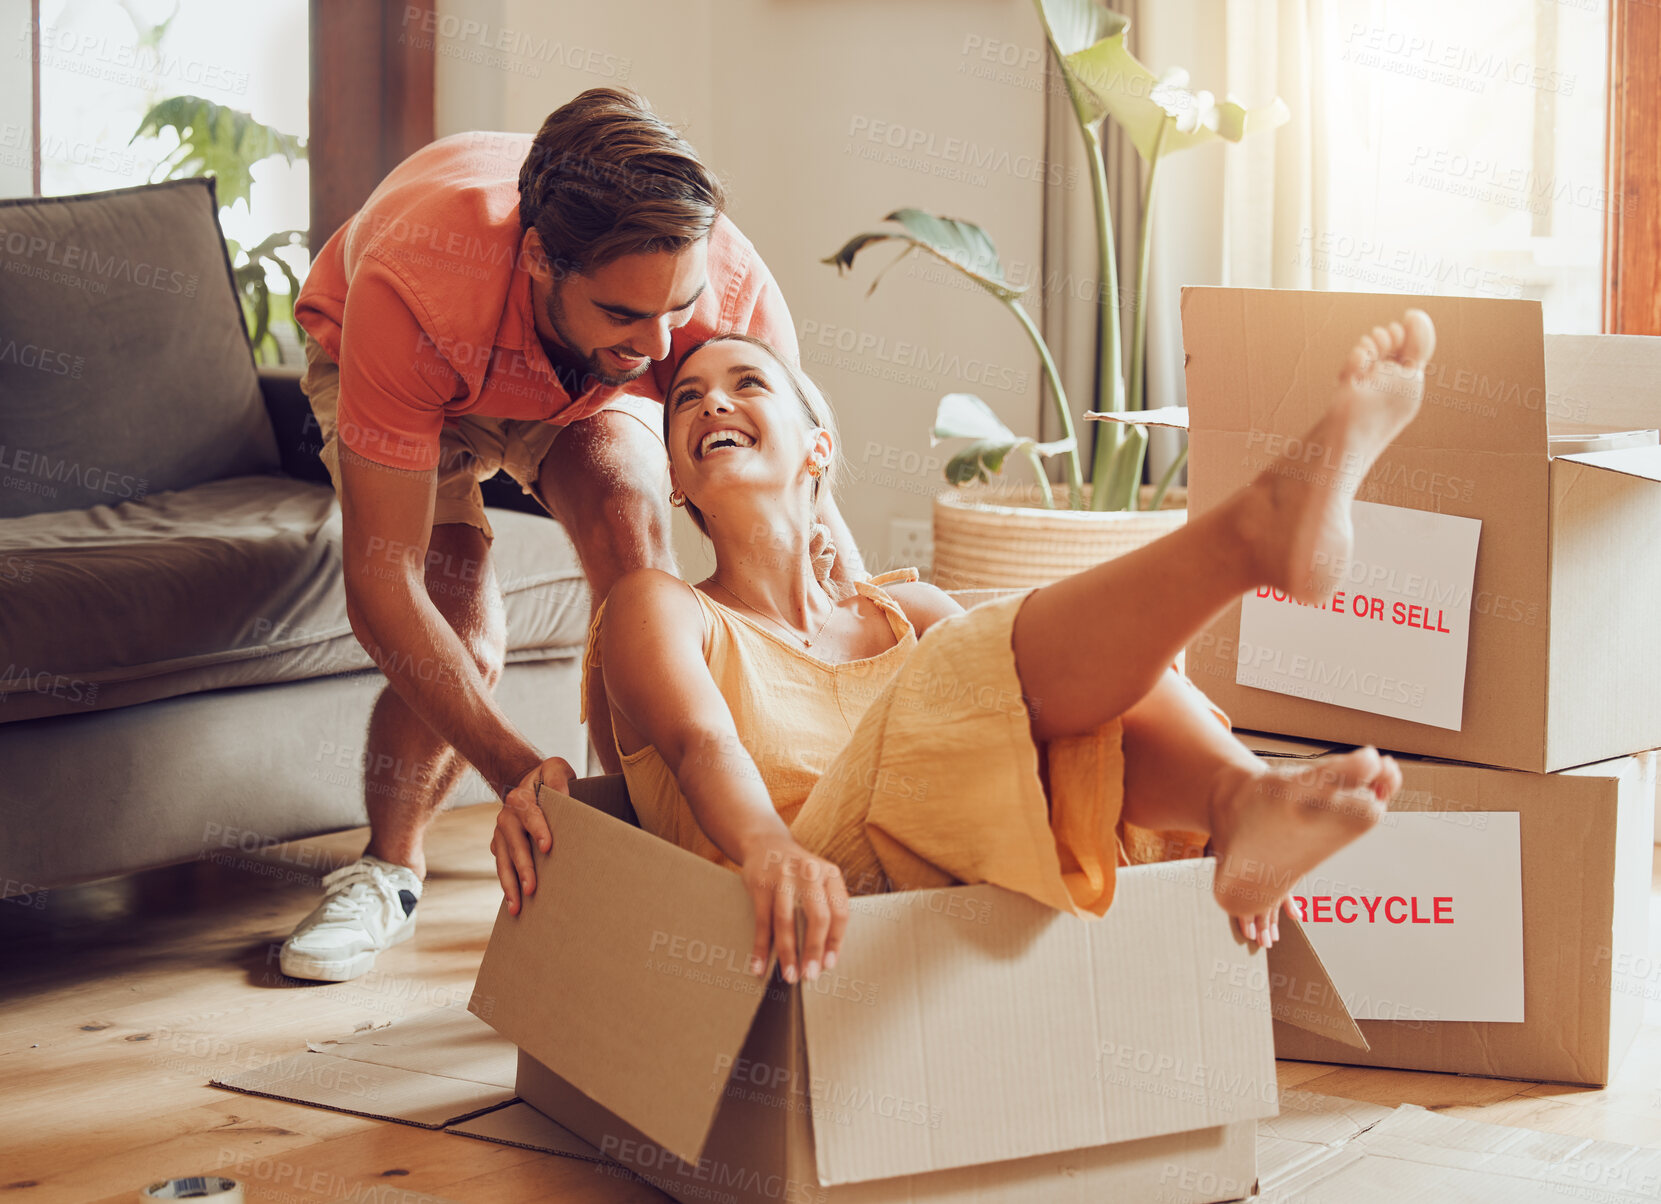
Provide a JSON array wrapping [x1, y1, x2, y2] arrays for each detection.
[[581, 570, 921, 866]]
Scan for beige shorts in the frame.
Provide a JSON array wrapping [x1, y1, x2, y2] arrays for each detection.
[[300, 338, 663, 541]]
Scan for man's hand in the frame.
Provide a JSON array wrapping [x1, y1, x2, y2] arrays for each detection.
[[490, 755, 576, 915], [739, 834, 849, 984]]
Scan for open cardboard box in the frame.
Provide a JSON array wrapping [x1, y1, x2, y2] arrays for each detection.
[[1175, 288, 1661, 773], [468, 776, 1368, 1204], [1243, 732, 1654, 1085]]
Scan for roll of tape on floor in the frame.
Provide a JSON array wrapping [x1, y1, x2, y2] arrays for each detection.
[[139, 1177, 244, 1201]]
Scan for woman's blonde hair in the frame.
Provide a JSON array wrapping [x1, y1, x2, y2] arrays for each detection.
[[665, 333, 844, 536]]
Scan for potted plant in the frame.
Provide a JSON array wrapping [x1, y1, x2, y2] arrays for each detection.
[[825, 0, 1288, 588]]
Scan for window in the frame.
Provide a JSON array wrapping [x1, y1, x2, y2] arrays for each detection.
[[1318, 0, 1609, 332], [32, 0, 309, 357]]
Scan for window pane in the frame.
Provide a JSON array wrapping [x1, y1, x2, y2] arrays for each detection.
[[35, 0, 310, 355], [1320, 0, 1609, 332]]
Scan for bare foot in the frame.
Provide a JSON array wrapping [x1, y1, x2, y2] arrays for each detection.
[[1206, 748, 1402, 949], [1242, 309, 1436, 603]]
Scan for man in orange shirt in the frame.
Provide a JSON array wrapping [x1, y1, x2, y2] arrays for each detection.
[[279, 88, 864, 981]]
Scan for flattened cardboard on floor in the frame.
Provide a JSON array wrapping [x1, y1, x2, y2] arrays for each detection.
[[210, 1008, 518, 1128], [1181, 287, 1661, 772], [1257, 1099, 1661, 1202], [470, 778, 1361, 1204], [1255, 743, 1654, 1086]]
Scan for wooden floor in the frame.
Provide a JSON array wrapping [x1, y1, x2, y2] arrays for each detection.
[[4, 806, 1658, 1204]]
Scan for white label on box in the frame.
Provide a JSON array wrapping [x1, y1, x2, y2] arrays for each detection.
[[1289, 812, 1523, 1023], [1235, 500, 1482, 729]]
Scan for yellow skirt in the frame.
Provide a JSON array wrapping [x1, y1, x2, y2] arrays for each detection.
[[789, 592, 1206, 918]]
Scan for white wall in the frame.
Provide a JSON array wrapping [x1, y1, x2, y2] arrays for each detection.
[[435, 0, 1051, 578], [0, 0, 34, 197]]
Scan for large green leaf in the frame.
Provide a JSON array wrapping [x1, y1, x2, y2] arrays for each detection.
[[1066, 44, 1290, 162], [135, 95, 306, 210], [932, 393, 1074, 488], [1035, 1, 1289, 162], [824, 209, 1024, 303], [1033, 0, 1130, 127]]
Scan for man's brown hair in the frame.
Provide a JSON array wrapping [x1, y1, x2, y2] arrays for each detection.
[[517, 87, 726, 277]]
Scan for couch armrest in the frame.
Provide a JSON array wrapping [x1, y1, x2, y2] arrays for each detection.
[[258, 365, 333, 485]]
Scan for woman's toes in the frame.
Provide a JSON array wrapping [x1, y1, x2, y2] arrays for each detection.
[[1344, 344, 1371, 380], [1371, 326, 1392, 357], [1388, 320, 1405, 349], [1400, 308, 1436, 367]]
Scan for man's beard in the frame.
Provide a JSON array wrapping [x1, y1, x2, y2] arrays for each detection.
[[541, 285, 655, 390]]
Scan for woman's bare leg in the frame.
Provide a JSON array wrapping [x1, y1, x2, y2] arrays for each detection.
[[1118, 670, 1402, 947], [1119, 671, 1258, 834], [1014, 310, 1434, 744], [1013, 310, 1433, 941]]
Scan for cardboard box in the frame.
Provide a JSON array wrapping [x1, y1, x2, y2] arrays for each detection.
[[1247, 734, 1654, 1085], [1180, 288, 1661, 772], [470, 776, 1365, 1204]]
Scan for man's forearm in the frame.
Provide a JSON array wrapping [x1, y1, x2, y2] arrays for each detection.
[[349, 575, 542, 796]]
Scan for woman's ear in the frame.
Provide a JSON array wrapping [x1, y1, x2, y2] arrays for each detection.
[[810, 427, 834, 467]]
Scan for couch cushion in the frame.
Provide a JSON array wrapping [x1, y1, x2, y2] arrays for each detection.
[[0, 477, 589, 722], [0, 178, 278, 519]]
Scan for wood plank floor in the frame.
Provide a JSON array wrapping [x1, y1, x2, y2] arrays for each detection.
[[3, 806, 1658, 1203]]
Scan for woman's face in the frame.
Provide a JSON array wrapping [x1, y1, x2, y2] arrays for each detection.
[[665, 340, 827, 518]]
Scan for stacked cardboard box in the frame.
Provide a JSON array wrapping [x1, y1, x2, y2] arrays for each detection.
[[1180, 287, 1661, 1086]]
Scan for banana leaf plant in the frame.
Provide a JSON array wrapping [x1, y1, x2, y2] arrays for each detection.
[[1035, 0, 1289, 509], [827, 4, 1287, 511], [134, 95, 309, 363], [825, 209, 1082, 508]]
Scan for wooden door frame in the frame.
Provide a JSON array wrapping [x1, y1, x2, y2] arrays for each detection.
[[308, 0, 436, 252], [1603, 0, 1661, 335]]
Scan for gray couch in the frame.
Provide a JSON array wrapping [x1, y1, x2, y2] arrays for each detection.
[[0, 178, 590, 894]]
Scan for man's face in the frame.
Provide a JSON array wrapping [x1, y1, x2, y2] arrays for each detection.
[[526, 231, 709, 390]]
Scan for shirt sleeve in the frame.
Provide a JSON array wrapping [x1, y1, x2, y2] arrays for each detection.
[[333, 258, 456, 472], [729, 245, 800, 367]]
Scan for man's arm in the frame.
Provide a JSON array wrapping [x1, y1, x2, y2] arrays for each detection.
[[338, 445, 543, 797]]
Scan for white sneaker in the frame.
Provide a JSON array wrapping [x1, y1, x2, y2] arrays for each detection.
[[279, 855, 422, 982]]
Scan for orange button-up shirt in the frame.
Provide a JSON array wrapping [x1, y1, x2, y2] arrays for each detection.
[[294, 130, 797, 472]]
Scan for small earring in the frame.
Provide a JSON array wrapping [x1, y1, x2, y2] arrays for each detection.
[[670, 489, 687, 508], [806, 459, 823, 479]]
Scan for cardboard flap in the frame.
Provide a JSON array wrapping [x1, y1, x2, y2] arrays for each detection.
[[469, 782, 766, 1165], [1544, 333, 1661, 432], [1239, 730, 1340, 758], [1084, 405, 1190, 429], [446, 1101, 610, 1161], [212, 1052, 513, 1128], [799, 860, 1279, 1186], [1556, 445, 1661, 485], [1266, 911, 1369, 1050]]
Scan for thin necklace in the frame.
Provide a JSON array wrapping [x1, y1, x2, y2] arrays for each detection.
[[712, 576, 836, 647]]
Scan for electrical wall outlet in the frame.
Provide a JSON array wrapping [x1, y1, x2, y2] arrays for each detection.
[[889, 518, 933, 572]]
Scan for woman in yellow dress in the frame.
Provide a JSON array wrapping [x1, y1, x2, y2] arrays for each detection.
[[493, 311, 1435, 987]]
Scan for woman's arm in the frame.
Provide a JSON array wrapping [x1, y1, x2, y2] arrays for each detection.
[[601, 569, 849, 983]]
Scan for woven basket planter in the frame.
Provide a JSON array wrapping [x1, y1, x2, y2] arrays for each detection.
[[931, 483, 1187, 591]]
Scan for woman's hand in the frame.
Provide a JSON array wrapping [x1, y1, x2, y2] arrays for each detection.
[[739, 834, 850, 984], [490, 755, 575, 915]]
